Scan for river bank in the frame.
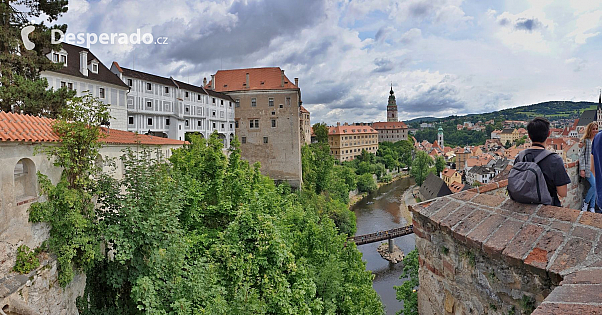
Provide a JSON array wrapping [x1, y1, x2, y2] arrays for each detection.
[[348, 173, 410, 208]]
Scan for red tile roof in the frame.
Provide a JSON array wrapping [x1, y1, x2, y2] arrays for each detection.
[[372, 121, 408, 129], [441, 168, 456, 177], [328, 124, 377, 135], [208, 67, 298, 92], [300, 105, 310, 114], [449, 181, 465, 193], [0, 112, 185, 145]]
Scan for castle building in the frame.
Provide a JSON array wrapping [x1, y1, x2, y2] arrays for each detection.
[[387, 85, 398, 122], [206, 67, 304, 187]]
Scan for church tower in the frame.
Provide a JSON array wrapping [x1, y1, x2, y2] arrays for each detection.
[[387, 85, 398, 122], [438, 126, 444, 148], [596, 90, 602, 129]]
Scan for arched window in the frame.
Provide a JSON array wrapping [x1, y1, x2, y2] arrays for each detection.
[[14, 158, 37, 202]]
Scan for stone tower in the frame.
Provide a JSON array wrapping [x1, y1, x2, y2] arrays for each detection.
[[596, 90, 602, 128], [438, 126, 444, 148], [387, 85, 398, 122]]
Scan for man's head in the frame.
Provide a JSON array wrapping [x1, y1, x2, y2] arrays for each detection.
[[527, 117, 550, 143]]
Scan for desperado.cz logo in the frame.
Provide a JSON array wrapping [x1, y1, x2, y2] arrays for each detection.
[[20, 25, 168, 50], [21, 25, 36, 50]]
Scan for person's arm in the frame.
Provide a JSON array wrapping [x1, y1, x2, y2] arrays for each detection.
[[557, 184, 568, 198], [592, 154, 596, 177]]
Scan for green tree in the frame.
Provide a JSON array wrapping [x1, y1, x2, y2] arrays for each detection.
[[504, 140, 512, 149], [29, 94, 111, 286], [0, 0, 75, 116], [312, 122, 329, 143], [357, 173, 377, 193], [411, 151, 433, 186], [435, 155, 446, 175], [395, 249, 419, 315]]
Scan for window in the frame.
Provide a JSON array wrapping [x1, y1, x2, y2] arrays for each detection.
[[220, 100, 223, 105], [147, 101, 152, 108], [60, 81, 66, 88], [198, 121, 202, 127], [271, 119, 276, 128], [212, 111, 216, 117], [198, 95, 201, 101], [212, 98, 216, 104], [263, 137, 268, 144], [279, 104, 283, 108], [148, 118, 153, 126], [251, 98, 256, 107], [185, 106, 190, 113], [269, 98, 274, 106], [235, 99, 240, 107], [220, 112, 224, 118], [229, 102, 232, 107], [235, 121, 239, 128], [147, 83, 152, 91], [166, 118, 170, 126], [99, 88, 105, 99], [68, 82, 73, 90], [165, 86, 169, 93], [127, 79, 133, 87], [230, 123, 233, 129], [221, 123, 224, 129], [128, 116, 134, 125], [185, 120, 189, 127], [271, 111, 275, 116], [60, 55, 67, 64], [286, 97, 291, 106], [213, 122, 216, 129], [92, 64, 98, 73], [14, 158, 37, 201], [53, 53, 59, 62], [185, 91, 189, 98], [249, 119, 260, 128], [242, 136, 247, 144]]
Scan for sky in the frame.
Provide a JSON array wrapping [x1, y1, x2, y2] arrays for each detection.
[[46, 0, 602, 124]]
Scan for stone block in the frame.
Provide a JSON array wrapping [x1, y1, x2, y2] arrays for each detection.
[[562, 270, 602, 285], [549, 220, 571, 233], [532, 303, 602, 315], [471, 194, 506, 208], [452, 209, 490, 239], [537, 205, 580, 223], [543, 283, 602, 304], [579, 212, 602, 229], [465, 214, 506, 250], [549, 237, 592, 274], [570, 225, 597, 242], [430, 201, 463, 224], [502, 224, 544, 264], [483, 219, 525, 257], [440, 205, 476, 234], [450, 190, 476, 201], [444, 290, 455, 313], [524, 230, 565, 271], [500, 199, 539, 216]]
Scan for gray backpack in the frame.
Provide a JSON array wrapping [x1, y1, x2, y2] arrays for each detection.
[[507, 150, 555, 205]]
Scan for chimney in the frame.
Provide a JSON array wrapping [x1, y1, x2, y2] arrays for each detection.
[[211, 75, 215, 90], [281, 70, 285, 87], [203, 77, 207, 87], [337, 122, 340, 127], [79, 51, 88, 76], [245, 73, 249, 88], [294, 77, 298, 87], [344, 122, 348, 126]]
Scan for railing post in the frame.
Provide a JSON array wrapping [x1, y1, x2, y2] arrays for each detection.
[[388, 238, 393, 253]]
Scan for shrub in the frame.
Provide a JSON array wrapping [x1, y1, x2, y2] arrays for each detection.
[[13, 245, 40, 274]]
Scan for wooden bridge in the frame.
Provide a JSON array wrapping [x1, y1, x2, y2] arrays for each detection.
[[349, 225, 414, 246]]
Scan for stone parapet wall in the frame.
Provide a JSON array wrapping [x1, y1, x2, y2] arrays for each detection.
[[410, 180, 602, 314]]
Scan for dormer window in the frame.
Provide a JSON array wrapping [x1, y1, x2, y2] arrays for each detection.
[[89, 60, 99, 74], [60, 55, 67, 65], [53, 53, 59, 62], [92, 64, 98, 73]]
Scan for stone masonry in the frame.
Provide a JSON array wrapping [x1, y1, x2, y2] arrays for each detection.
[[410, 179, 602, 314]]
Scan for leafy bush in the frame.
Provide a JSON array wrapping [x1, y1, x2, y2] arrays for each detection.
[[395, 249, 419, 315], [357, 173, 377, 193], [13, 245, 40, 274], [381, 174, 393, 183]]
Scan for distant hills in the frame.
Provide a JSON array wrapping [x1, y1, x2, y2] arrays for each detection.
[[404, 101, 598, 125]]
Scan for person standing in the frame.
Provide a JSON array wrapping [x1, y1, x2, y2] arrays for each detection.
[[580, 122, 598, 212]]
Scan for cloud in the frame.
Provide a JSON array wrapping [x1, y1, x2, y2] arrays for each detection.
[[375, 26, 395, 43], [372, 58, 395, 73], [514, 18, 543, 32]]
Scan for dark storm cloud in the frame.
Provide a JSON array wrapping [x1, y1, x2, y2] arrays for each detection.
[[514, 18, 542, 32], [372, 58, 394, 73], [399, 83, 465, 114], [282, 39, 333, 65], [134, 0, 328, 68]]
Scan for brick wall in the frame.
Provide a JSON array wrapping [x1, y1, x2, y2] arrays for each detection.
[[410, 181, 602, 314]]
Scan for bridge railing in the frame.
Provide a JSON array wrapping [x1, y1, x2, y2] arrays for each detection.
[[349, 225, 414, 245]]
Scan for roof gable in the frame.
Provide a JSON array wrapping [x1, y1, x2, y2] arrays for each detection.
[[209, 67, 298, 92]]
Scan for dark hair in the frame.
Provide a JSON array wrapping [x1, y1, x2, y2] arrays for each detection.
[[527, 117, 550, 143]]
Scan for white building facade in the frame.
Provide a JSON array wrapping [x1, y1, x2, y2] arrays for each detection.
[[111, 62, 235, 145], [40, 43, 129, 131]]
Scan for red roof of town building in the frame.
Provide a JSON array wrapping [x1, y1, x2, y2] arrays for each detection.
[[372, 121, 408, 129], [328, 123, 377, 135], [441, 168, 456, 178], [208, 67, 298, 92], [300, 105, 310, 114], [0, 112, 186, 145], [449, 181, 465, 193]]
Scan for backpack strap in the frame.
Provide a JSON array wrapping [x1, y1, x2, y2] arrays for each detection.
[[533, 149, 554, 164]]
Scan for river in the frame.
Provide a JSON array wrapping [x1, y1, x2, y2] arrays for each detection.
[[351, 176, 416, 315]]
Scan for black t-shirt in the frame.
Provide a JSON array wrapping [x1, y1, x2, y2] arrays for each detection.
[[514, 149, 571, 207]]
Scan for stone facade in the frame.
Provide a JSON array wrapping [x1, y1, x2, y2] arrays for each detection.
[[410, 174, 602, 315], [328, 123, 379, 162]]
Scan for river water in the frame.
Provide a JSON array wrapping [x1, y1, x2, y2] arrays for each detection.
[[351, 177, 416, 315]]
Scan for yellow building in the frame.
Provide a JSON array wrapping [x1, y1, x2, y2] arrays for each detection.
[[328, 123, 379, 162], [441, 168, 462, 186], [500, 128, 520, 145]]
